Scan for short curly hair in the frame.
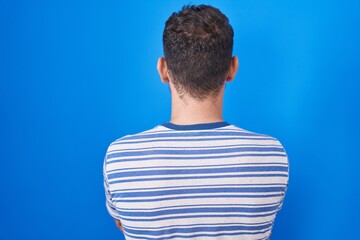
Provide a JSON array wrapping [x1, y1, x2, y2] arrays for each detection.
[[163, 4, 234, 100]]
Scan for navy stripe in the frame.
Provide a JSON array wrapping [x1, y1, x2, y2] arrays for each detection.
[[162, 121, 230, 130], [120, 131, 267, 141], [108, 162, 288, 173], [113, 128, 270, 140], [112, 136, 274, 145], [114, 183, 288, 193], [114, 193, 283, 203], [110, 173, 288, 185], [114, 186, 286, 199], [126, 127, 257, 136], [124, 228, 271, 240], [122, 220, 274, 229], [124, 222, 272, 236], [117, 202, 281, 211], [107, 147, 284, 159], [108, 166, 288, 179], [113, 128, 249, 141], [107, 143, 281, 153], [107, 153, 287, 164], [118, 205, 280, 217]]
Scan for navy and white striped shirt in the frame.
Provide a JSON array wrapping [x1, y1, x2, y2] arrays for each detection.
[[103, 121, 289, 240]]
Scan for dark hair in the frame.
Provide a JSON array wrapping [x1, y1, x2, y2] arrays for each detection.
[[163, 4, 234, 100]]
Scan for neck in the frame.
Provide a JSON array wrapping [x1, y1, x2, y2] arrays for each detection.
[[169, 89, 225, 125]]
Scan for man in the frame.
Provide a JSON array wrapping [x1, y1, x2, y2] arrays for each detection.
[[103, 4, 289, 239]]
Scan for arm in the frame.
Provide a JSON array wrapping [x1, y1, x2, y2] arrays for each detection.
[[114, 219, 124, 233], [104, 156, 124, 234]]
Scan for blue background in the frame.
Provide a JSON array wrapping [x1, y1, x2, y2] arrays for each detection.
[[1, 0, 359, 239]]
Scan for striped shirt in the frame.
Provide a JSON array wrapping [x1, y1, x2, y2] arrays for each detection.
[[103, 121, 289, 240]]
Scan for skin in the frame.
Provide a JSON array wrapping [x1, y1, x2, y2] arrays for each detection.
[[114, 219, 123, 233], [157, 56, 239, 125], [113, 56, 239, 233]]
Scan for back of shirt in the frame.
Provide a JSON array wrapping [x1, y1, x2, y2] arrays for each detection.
[[103, 122, 289, 240]]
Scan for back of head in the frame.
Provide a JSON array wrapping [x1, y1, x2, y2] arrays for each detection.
[[163, 4, 234, 100]]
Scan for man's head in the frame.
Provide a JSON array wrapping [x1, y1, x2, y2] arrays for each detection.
[[157, 4, 238, 101]]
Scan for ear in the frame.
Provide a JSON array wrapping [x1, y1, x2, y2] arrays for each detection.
[[157, 57, 170, 83], [226, 56, 239, 82]]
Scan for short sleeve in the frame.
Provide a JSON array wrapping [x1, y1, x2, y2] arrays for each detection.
[[103, 154, 121, 220]]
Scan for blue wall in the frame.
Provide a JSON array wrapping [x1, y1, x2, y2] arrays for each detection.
[[1, 0, 359, 239]]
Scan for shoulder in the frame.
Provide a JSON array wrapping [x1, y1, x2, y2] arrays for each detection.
[[104, 124, 170, 160], [226, 124, 288, 150], [109, 124, 170, 145]]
